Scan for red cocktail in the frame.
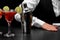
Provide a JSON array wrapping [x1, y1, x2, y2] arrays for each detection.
[[4, 11, 16, 37], [5, 12, 16, 22], [0, 11, 3, 19]]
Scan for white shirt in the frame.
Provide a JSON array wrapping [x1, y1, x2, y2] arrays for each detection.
[[52, 0, 60, 17], [15, 0, 60, 27]]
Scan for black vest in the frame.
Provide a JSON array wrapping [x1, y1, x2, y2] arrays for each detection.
[[32, 0, 59, 24]]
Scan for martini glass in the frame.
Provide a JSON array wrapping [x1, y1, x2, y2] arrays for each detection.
[[4, 11, 16, 37]]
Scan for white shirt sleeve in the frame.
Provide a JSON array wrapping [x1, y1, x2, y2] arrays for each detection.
[[32, 16, 45, 27], [14, 13, 45, 27], [19, 0, 40, 13], [52, 0, 60, 17]]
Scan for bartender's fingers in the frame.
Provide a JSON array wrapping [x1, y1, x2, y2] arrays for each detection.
[[53, 25, 58, 29], [42, 23, 58, 32]]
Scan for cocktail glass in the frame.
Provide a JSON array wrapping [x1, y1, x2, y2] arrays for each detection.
[[4, 11, 16, 37]]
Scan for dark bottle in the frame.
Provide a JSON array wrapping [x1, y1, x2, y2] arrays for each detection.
[[24, 12, 32, 34], [21, 3, 32, 34]]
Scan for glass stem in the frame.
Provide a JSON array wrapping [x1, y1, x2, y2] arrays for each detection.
[[8, 22, 11, 34]]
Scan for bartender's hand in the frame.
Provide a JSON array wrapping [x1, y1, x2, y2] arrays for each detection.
[[42, 23, 58, 31]]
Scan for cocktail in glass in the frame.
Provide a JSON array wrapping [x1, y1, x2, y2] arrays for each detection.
[[4, 11, 16, 37]]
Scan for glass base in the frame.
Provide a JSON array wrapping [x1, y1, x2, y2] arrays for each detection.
[[0, 32, 2, 35], [4, 33, 15, 37]]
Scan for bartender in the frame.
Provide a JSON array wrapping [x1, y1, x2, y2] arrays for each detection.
[[15, 0, 59, 31]]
